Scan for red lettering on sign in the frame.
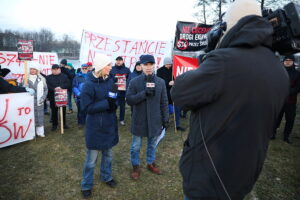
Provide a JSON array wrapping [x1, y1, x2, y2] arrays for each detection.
[[13, 119, 32, 139], [0, 99, 12, 144], [181, 26, 191, 33]]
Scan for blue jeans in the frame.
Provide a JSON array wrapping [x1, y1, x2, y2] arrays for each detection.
[[81, 149, 113, 190], [76, 99, 86, 125], [117, 96, 125, 121], [184, 196, 190, 200], [175, 106, 181, 127], [67, 90, 73, 110], [130, 135, 158, 166]]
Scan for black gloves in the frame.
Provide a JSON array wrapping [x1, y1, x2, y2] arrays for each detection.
[[163, 121, 169, 130], [145, 75, 155, 97], [107, 83, 118, 112], [107, 97, 117, 112]]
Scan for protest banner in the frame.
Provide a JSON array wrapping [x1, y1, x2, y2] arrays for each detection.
[[173, 55, 199, 79], [0, 51, 58, 82], [55, 88, 68, 134], [17, 40, 34, 85], [0, 93, 35, 148], [80, 30, 172, 71]]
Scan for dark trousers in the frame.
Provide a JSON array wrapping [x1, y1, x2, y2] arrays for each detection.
[[117, 96, 125, 121], [76, 99, 86, 125], [50, 100, 66, 127], [275, 103, 296, 139]]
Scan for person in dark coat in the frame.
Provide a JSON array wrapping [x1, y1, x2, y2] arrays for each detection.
[[126, 54, 169, 180], [157, 57, 185, 131], [170, 0, 289, 199], [80, 54, 118, 199], [0, 66, 34, 95], [46, 64, 71, 131], [73, 64, 89, 127], [272, 55, 300, 144], [127, 61, 143, 114], [60, 59, 75, 113], [110, 56, 131, 126]]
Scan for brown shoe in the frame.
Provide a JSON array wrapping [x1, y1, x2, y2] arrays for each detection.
[[147, 163, 162, 175], [131, 165, 141, 180]]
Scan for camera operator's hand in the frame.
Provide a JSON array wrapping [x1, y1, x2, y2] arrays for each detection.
[[162, 121, 169, 130], [145, 75, 155, 97]]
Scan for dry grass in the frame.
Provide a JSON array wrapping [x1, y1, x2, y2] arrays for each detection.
[[0, 104, 299, 200]]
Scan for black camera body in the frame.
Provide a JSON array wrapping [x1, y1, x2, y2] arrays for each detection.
[[263, 2, 300, 55]]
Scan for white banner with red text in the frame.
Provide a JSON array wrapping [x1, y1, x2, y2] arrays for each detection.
[[0, 51, 58, 82], [0, 93, 36, 148], [80, 30, 172, 71]]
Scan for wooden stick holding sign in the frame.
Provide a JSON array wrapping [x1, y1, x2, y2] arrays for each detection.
[[54, 88, 68, 134], [23, 61, 29, 85]]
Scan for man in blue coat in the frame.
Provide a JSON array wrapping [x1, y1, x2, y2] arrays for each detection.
[[126, 54, 169, 180]]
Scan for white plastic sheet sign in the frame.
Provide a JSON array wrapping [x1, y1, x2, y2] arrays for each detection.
[[0, 93, 35, 148]]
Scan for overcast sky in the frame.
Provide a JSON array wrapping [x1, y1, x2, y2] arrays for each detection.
[[0, 0, 198, 41]]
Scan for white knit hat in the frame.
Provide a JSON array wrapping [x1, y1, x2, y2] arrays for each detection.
[[163, 57, 173, 65], [29, 62, 41, 71], [93, 53, 112, 72], [224, 0, 261, 33]]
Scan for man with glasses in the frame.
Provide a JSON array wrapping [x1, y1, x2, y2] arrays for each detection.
[[272, 55, 300, 144], [73, 63, 89, 128]]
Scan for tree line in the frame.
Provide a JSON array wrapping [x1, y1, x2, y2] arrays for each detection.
[[193, 0, 293, 24], [0, 28, 80, 59]]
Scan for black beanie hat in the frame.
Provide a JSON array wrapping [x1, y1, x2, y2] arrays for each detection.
[[284, 55, 295, 61], [60, 59, 67, 65]]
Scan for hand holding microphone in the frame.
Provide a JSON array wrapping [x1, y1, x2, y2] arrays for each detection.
[[107, 83, 118, 112], [145, 75, 155, 97]]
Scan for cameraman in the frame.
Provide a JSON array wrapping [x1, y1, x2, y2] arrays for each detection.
[[171, 0, 289, 199]]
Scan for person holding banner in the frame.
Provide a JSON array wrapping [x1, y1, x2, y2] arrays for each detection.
[[80, 53, 119, 198], [24, 63, 48, 137], [60, 59, 75, 114], [73, 64, 89, 127], [171, 0, 289, 199], [126, 54, 169, 180], [46, 64, 71, 131], [157, 57, 185, 131], [110, 56, 131, 126]]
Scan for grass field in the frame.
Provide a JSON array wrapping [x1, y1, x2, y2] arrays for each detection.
[[0, 104, 299, 200]]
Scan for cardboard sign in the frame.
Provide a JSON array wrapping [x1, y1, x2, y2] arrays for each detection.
[[0, 93, 35, 148], [0, 51, 58, 82], [17, 40, 34, 60], [55, 88, 68, 107], [173, 55, 199, 78], [80, 30, 172, 71]]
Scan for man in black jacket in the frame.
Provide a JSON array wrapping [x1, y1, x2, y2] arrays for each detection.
[[171, 0, 289, 199], [157, 57, 185, 131], [272, 55, 300, 144], [60, 59, 75, 113], [46, 64, 71, 131]]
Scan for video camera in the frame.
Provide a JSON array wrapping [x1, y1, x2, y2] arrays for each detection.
[[263, 2, 300, 55]]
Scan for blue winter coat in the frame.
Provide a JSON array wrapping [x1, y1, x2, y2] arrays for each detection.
[[80, 72, 119, 150], [72, 72, 87, 98]]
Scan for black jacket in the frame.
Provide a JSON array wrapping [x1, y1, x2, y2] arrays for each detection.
[[0, 77, 26, 94], [61, 67, 75, 90], [157, 66, 173, 104], [285, 66, 300, 104], [46, 73, 70, 101], [171, 15, 289, 200]]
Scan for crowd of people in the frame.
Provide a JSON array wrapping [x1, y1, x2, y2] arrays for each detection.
[[1, 0, 300, 199]]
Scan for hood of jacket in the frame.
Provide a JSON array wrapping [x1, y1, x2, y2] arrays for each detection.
[[219, 15, 273, 49]]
